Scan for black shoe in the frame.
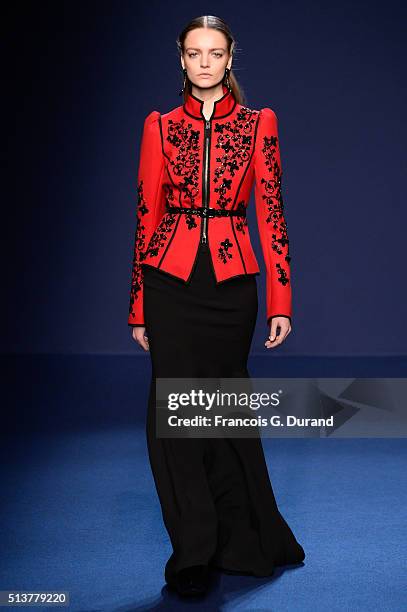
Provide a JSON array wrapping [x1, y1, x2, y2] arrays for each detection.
[[175, 564, 210, 597]]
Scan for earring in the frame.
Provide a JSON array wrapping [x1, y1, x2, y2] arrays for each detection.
[[179, 68, 187, 96], [224, 68, 231, 91]]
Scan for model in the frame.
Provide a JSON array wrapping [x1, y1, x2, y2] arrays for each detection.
[[128, 14, 305, 598]]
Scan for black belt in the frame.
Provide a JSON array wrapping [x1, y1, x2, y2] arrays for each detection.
[[166, 206, 246, 218]]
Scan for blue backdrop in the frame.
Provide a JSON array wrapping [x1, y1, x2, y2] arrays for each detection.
[[4, 0, 406, 355]]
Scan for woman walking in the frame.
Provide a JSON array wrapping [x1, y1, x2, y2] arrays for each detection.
[[128, 15, 305, 597]]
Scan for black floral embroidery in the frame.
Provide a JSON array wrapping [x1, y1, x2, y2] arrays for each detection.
[[235, 216, 248, 234], [129, 180, 149, 317], [260, 130, 291, 285], [166, 117, 201, 206], [214, 178, 233, 209], [218, 238, 233, 263], [136, 179, 149, 217], [213, 107, 257, 209], [276, 263, 289, 286], [185, 214, 198, 230], [145, 214, 177, 259], [263, 135, 279, 173], [271, 228, 290, 261], [234, 200, 248, 234], [165, 184, 175, 204]]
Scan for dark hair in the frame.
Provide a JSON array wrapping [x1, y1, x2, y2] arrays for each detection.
[[176, 15, 246, 105]]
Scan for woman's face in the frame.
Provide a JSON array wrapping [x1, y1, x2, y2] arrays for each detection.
[[181, 28, 232, 91]]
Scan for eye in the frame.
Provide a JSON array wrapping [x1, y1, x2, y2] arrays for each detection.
[[213, 53, 223, 58], [188, 52, 198, 58]]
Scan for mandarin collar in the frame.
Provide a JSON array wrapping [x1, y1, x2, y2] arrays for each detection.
[[183, 83, 236, 120]]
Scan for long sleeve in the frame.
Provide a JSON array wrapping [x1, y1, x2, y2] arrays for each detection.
[[253, 107, 292, 326], [128, 110, 166, 326]]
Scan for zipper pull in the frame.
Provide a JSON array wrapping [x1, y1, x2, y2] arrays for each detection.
[[206, 120, 210, 129]]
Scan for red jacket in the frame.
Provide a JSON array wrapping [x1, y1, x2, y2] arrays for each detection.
[[128, 84, 292, 327]]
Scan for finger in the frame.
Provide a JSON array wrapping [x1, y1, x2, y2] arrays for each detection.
[[265, 335, 283, 348], [277, 325, 289, 341], [265, 324, 288, 348], [267, 321, 279, 343], [137, 336, 149, 351]]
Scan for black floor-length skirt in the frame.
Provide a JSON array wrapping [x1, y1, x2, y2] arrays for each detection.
[[142, 242, 305, 583]]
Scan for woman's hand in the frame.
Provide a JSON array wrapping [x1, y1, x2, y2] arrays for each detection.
[[132, 326, 150, 351], [265, 317, 291, 349]]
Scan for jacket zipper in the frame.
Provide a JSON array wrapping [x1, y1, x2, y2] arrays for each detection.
[[201, 119, 211, 244]]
